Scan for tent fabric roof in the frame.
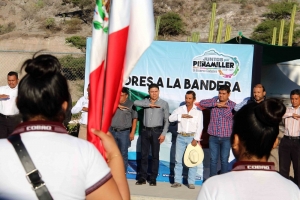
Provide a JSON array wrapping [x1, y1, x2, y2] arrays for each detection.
[[225, 36, 300, 65]]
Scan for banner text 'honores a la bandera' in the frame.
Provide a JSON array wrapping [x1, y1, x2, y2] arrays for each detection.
[[125, 76, 241, 92]]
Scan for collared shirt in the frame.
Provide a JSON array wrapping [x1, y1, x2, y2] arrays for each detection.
[[134, 98, 169, 135], [283, 106, 300, 137], [234, 97, 251, 111], [111, 99, 138, 129], [234, 97, 265, 111], [0, 85, 19, 115], [200, 97, 236, 137], [169, 104, 203, 141], [71, 96, 88, 125]]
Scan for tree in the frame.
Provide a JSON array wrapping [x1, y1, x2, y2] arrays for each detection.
[[159, 12, 184, 36], [251, 1, 300, 45]]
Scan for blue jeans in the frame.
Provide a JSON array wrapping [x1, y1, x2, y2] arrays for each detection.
[[174, 135, 197, 184], [110, 128, 130, 171], [209, 135, 231, 177]]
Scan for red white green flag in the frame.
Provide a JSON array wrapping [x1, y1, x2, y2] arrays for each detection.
[[88, 0, 154, 157]]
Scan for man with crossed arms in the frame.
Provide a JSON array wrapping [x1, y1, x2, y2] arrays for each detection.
[[169, 90, 203, 189]]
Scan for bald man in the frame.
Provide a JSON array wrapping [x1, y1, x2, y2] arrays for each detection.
[[234, 84, 266, 112]]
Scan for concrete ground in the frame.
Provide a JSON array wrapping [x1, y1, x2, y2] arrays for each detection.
[[129, 179, 201, 200]]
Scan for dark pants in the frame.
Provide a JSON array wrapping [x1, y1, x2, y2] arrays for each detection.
[[279, 136, 300, 187], [140, 126, 162, 180], [0, 114, 21, 138], [110, 128, 130, 172]]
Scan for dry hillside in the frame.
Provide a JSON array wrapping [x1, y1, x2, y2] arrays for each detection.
[[1, 0, 295, 52]]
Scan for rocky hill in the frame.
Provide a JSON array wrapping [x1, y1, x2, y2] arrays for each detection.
[[0, 0, 298, 52]]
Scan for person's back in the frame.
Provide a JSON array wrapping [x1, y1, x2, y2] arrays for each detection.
[[0, 125, 110, 199], [199, 166, 300, 200], [0, 53, 129, 200]]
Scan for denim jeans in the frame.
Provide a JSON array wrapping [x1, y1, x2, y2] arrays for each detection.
[[209, 135, 231, 177], [140, 126, 162, 180], [110, 128, 130, 171], [174, 134, 197, 184]]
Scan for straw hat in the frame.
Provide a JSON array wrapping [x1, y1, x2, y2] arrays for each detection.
[[184, 144, 204, 167]]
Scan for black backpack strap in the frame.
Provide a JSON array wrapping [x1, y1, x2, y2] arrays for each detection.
[[7, 134, 53, 200]]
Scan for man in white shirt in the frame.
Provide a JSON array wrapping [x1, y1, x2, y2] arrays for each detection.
[[169, 90, 203, 189], [71, 84, 89, 140], [0, 71, 21, 138]]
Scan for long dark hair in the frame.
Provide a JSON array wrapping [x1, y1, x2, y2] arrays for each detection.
[[17, 53, 70, 122], [231, 98, 286, 159]]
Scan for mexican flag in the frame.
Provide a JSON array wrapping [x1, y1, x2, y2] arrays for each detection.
[[88, 0, 155, 156]]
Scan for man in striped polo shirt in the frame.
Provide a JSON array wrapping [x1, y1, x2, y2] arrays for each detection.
[[279, 89, 300, 188]]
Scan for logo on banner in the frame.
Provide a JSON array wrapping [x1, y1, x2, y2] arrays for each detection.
[[192, 49, 240, 79]]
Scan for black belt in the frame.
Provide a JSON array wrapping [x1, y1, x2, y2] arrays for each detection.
[[144, 126, 163, 130], [284, 135, 300, 140], [0, 113, 16, 119], [111, 127, 130, 132]]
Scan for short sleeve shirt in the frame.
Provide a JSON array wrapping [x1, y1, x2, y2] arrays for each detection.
[[111, 99, 138, 129]]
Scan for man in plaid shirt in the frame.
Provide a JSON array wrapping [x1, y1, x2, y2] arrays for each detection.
[[200, 85, 236, 177]]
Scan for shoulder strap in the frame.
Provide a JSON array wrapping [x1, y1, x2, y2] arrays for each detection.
[[7, 134, 53, 200]]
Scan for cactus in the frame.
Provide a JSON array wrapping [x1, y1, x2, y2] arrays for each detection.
[[155, 16, 161, 40], [272, 27, 277, 45], [224, 25, 232, 42], [187, 32, 200, 42], [288, 4, 296, 46], [192, 32, 200, 42], [216, 19, 223, 43], [208, 3, 216, 43], [278, 19, 285, 46]]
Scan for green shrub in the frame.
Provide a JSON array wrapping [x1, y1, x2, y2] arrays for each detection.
[[65, 18, 82, 34], [59, 55, 85, 80], [159, 12, 184, 36], [0, 22, 16, 35], [35, 0, 44, 9], [45, 18, 55, 29], [66, 36, 86, 50]]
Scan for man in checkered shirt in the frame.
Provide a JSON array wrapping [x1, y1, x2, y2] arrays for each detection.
[[200, 85, 236, 177]]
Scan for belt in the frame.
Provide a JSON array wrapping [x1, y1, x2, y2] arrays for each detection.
[[178, 132, 195, 137], [284, 135, 300, 140], [111, 127, 130, 132], [144, 126, 163, 130], [0, 113, 17, 119]]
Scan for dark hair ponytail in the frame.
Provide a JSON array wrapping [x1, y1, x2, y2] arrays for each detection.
[[17, 53, 70, 122], [232, 98, 286, 159]]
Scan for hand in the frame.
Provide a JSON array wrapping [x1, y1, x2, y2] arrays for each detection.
[[182, 114, 193, 118], [118, 104, 129, 111], [292, 113, 299, 119], [198, 141, 202, 147], [82, 107, 88, 112], [129, 132, 134, 141], [191, 139, 198, 147], [158, 134, 165, 144], [216, 103, 228, 108], [91, 129, 121, 162], [149, 104, 160, 108], [0, 94, 9, 99]]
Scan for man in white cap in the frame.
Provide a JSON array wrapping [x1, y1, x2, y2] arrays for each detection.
[[169, 90, 203, 189]]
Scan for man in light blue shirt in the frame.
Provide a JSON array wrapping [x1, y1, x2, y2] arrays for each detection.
[[234, 84, 266, 112]]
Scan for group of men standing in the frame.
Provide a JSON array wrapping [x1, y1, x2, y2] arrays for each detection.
[[117, 82, 300, 189], [1, 70, 299, 188]]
